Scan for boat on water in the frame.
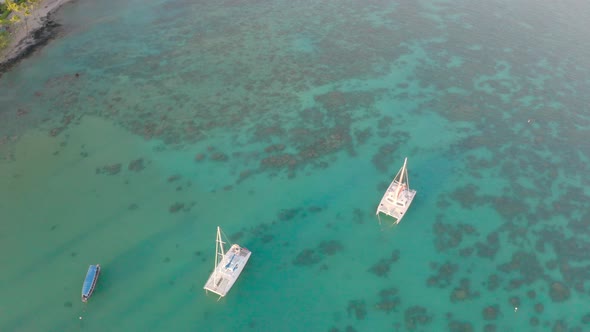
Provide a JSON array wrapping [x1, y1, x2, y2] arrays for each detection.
[[203, 226, 251, 299], [81, 264, 101, 302], [376, 157, 417, 225]]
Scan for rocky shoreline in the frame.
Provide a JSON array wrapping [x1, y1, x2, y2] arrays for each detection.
[[0, 0, 72, 78], [0, 16, 61, 77]]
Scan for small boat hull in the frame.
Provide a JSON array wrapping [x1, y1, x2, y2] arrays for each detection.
[[81, 264, 101, 302]]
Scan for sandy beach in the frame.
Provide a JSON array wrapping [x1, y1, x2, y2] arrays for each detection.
[[0, 0, 72, 71]]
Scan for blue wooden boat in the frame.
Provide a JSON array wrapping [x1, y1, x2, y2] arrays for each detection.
[[81, 264, 101, 302]]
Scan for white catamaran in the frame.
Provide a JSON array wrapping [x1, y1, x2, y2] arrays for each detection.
[[376, 157, 417, 225], [203, 226, 251, 299]]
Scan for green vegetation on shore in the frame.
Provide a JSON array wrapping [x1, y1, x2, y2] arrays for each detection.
[[0, 0, 40, 54], [0, 3, 10, 52], [0, 30, 9, 51]]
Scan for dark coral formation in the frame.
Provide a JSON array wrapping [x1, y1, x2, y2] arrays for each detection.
[[368, 250, 399, 277], [167, 174, 182, 182], [49, 127, 65, 137], [168, 202, 185, 213], [450, 278, 479, 302], [354, 128, 371, 146], [535, 228, 590, 293], [508, 296, 520, 308], [450, 184, 484, 209], [307, 206, 323, 213], [482, 305, 500, 320], [261, 154, 298, 170], [16, 108, 30, 117], [328, 326, 357, 332], [249, 223, 271, 239], [527, 289, 536, 299], [230, 231, 244, 243], [210, 152, 229, 162], [346, 300, 367, 320], [458, 247, 474, 257], [292, 239, 343, 267], [351, 208, 364, 224], [427, 262, 458, 288], [552, 320, 568, 332], [278, 208, 301, 222], [374, 288, 400, 314], [96, 163, 122, 175], [549, 281, 570, 302], [128, 158, 145, 172], [264, 144, 286, 153], [483, 324, 497, 332], [404, 306, 432, 330], [371, 136, 411, 173], [292, 249, 321, 266], [447, 320, 474, 332], [318, 240, 343, 256], [498, 251, 544, 288], [485, 274, 501, 291], [433, 217, 477, 252], [474, 232, 500, 259]]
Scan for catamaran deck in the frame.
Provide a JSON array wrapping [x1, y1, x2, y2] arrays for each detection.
[[376, 157, 416, 225], [376, 182, 417, 223], [204, 244, 251, 297]]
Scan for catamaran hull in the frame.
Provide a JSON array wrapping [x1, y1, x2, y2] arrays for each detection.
[[376, 157, 417, 225]]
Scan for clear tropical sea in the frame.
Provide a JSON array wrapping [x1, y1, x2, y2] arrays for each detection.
[[1, 0, 590, 331]]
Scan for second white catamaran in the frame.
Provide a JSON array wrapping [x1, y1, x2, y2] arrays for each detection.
[[203, 226, 251, 299], [376, 157, 417, 225]]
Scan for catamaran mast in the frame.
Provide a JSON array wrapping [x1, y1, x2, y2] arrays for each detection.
[[393, 157, 408, 198], [214, 226, 225, 277], [402, 157, 409, 189]]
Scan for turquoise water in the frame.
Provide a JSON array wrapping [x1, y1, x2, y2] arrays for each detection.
[[1, 0, 590, 331]]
